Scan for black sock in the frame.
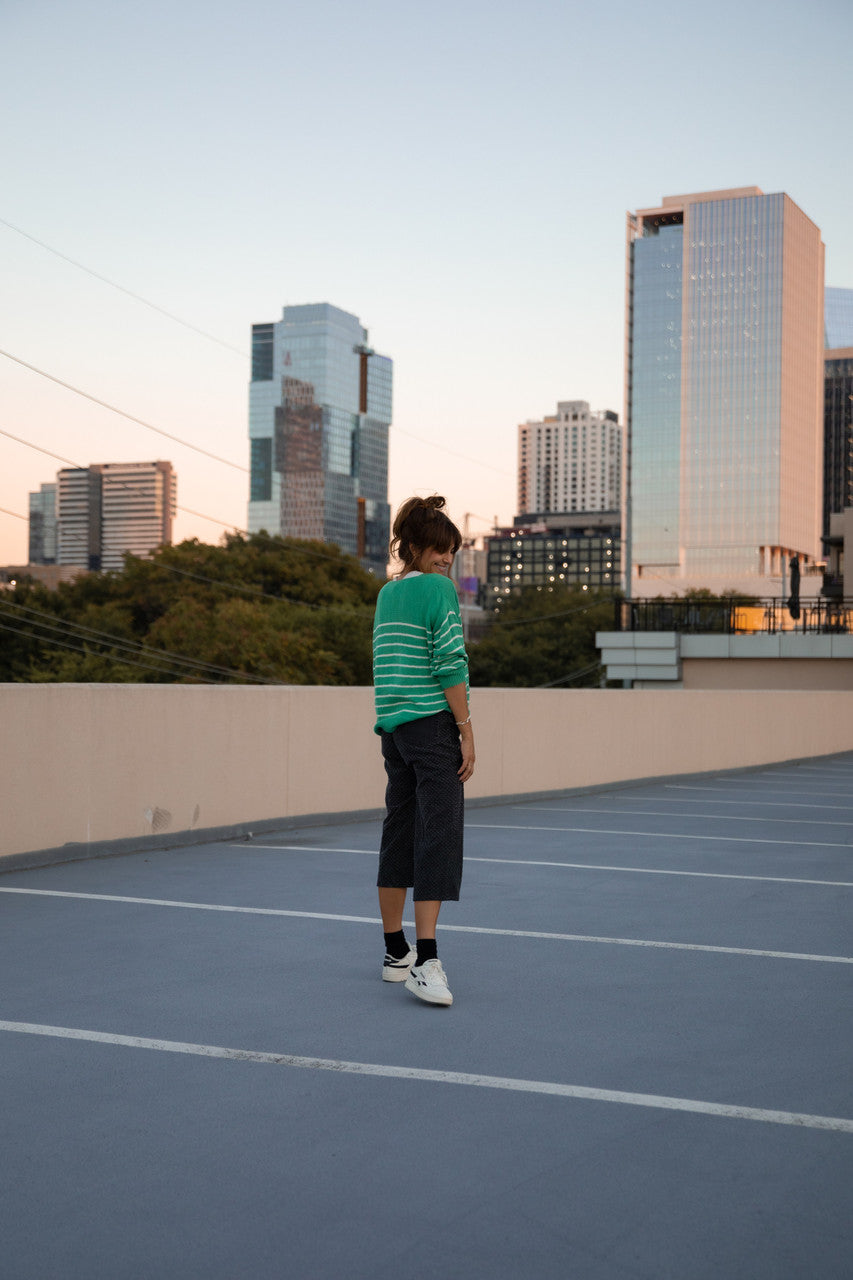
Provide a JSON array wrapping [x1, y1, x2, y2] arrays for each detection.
[[416, 938, 438, 967], [383, 930, 410, 960]]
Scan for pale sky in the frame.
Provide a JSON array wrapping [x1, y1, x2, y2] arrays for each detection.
[[2, 0, 851, 564]]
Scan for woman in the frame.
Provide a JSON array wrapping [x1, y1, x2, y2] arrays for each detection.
[[372, 495, 475, 1007]]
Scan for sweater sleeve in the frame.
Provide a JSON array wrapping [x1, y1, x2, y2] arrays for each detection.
[[429, 580, 469, 690]]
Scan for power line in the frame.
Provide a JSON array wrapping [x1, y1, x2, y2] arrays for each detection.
[[536, 660, 602, 688], [2, 482, 377, 612], [0, 598, 287, 684], [0, 216, 248, 359], [390, 424, 514, 479], [147, 554, 376, 614], [0, 424, 244, 537], [490, 597, 611, 627], [1, 420, 385, 574], [0, 350, 248, 472], [0, 219, 519, 485]]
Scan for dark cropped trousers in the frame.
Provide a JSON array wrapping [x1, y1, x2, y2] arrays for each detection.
[[377, 710, 464, 901]]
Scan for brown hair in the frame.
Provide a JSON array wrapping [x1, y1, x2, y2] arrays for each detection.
[[390, 495, 462, 574]]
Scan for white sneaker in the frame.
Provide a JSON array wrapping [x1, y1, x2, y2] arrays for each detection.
[[382, 946, 416, 982], [405, 958, 453, 1006]]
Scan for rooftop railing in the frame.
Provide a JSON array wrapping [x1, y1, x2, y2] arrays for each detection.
[[615, 597, 853, 635]]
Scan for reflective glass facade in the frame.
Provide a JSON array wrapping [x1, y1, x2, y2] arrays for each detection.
[[629, 222, 683, 568], [248, 304, 391, 575], [681, 194, 783, 574], [28, 482, 57, 564], [825, 287, 853, 349], [627, 189, 824, 587], [823, 354, 853, 540]]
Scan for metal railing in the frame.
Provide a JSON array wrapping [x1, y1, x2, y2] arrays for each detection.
[[615, 598, 853, 635]]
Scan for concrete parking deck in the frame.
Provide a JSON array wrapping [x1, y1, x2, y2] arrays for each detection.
[[2, 753, 852, 1279]]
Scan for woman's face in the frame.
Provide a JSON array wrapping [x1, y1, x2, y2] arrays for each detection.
[[413, 545, 455, 575]]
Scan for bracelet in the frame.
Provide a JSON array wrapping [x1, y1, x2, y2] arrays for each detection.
[[456, 715, 471, 727]]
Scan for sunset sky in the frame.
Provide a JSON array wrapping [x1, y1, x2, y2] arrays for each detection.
[[2, 0, 851, 564]]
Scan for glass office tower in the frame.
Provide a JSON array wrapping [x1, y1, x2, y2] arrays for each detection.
[[823, 287, 853, 546], [248, 303, 392, 576], [28, 482, 57, 564], [626, 188, 824, 590]]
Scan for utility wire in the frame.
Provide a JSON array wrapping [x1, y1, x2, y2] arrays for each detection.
[[0, 217, 248, 359], [490, 597, 611, 628], [0, 424, 386, 567], [0, 424, 243, 535], [0, 350, 248, 471], [0, 615, 282, 684], [146, 556, 376, 614], [0, 217, 522, 487], [0, 599, 287, 684], [2, 220, 515, 483], [0, 486, 376, 612], [536, 660, 602, 688], [390, 424, 514, 479]]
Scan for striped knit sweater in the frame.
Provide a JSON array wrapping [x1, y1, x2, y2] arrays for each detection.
[[373, 571, 469, 734]]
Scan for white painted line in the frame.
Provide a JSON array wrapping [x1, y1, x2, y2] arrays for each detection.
[[467, 822, 853, 850], [240, 845, 375, 855], [674, 783, 853, 800], [435, 923, 852, 964], [232, 845, 853, 887], [461, 856, 853, 889], [0, 887, 378, 925], [2, 888, 850, 964], [515, 805, 853, 830], [652, 792, 853, 812], [1, 1020, 851, 1133]]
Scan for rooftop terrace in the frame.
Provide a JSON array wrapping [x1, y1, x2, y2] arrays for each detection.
[[2, 751, 851, 1278]]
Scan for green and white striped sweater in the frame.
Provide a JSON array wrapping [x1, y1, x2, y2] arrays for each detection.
[[372, 571, 469, 734]]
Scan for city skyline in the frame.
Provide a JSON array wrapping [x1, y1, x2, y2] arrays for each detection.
[[2, 0, 852, 568]]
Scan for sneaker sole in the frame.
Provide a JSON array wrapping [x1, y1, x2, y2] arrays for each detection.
[[382, 965, 412, 983]]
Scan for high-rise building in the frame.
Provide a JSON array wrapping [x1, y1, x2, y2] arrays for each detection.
[[28, 482, 57, 564], [485, 512, 621, 602], [99, 461, 176, 572], [248, 303, 392, 576], [822, 288, 853, 560], [56, 461, 175, 571], [57, 467, 103, 569], [518, 401, 621, 517], [625, 187, 825, 593]]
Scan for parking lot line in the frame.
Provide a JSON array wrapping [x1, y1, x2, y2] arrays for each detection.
[[1, 1020, 851, 1133], [1, 888, 850, 963], [226, 844, 853, 887], [516, 805, 853, 829], [665, 788, 853, 810], [466, 822, 853, 850]]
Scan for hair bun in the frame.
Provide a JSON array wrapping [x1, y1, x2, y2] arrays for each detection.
[[423, 495, 446, 511]]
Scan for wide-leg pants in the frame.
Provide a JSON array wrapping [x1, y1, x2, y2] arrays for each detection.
[[377, 710, 464, 901]]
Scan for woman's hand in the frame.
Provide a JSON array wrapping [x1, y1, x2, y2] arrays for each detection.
[[457, 724, 475, 782]]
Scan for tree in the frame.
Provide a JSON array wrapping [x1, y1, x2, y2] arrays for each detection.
[[469, 587, 617, 688], [0, 533, 381, 685]]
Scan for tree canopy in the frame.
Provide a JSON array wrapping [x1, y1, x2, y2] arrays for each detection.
[[469, 586, 617, 688], [0, 533, 380, 685]]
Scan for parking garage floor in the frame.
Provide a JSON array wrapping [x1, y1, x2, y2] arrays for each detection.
[[1, 753, 852, 1279]]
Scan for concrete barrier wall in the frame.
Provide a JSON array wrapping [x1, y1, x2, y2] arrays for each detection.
[[2, 683, 853, 862]]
